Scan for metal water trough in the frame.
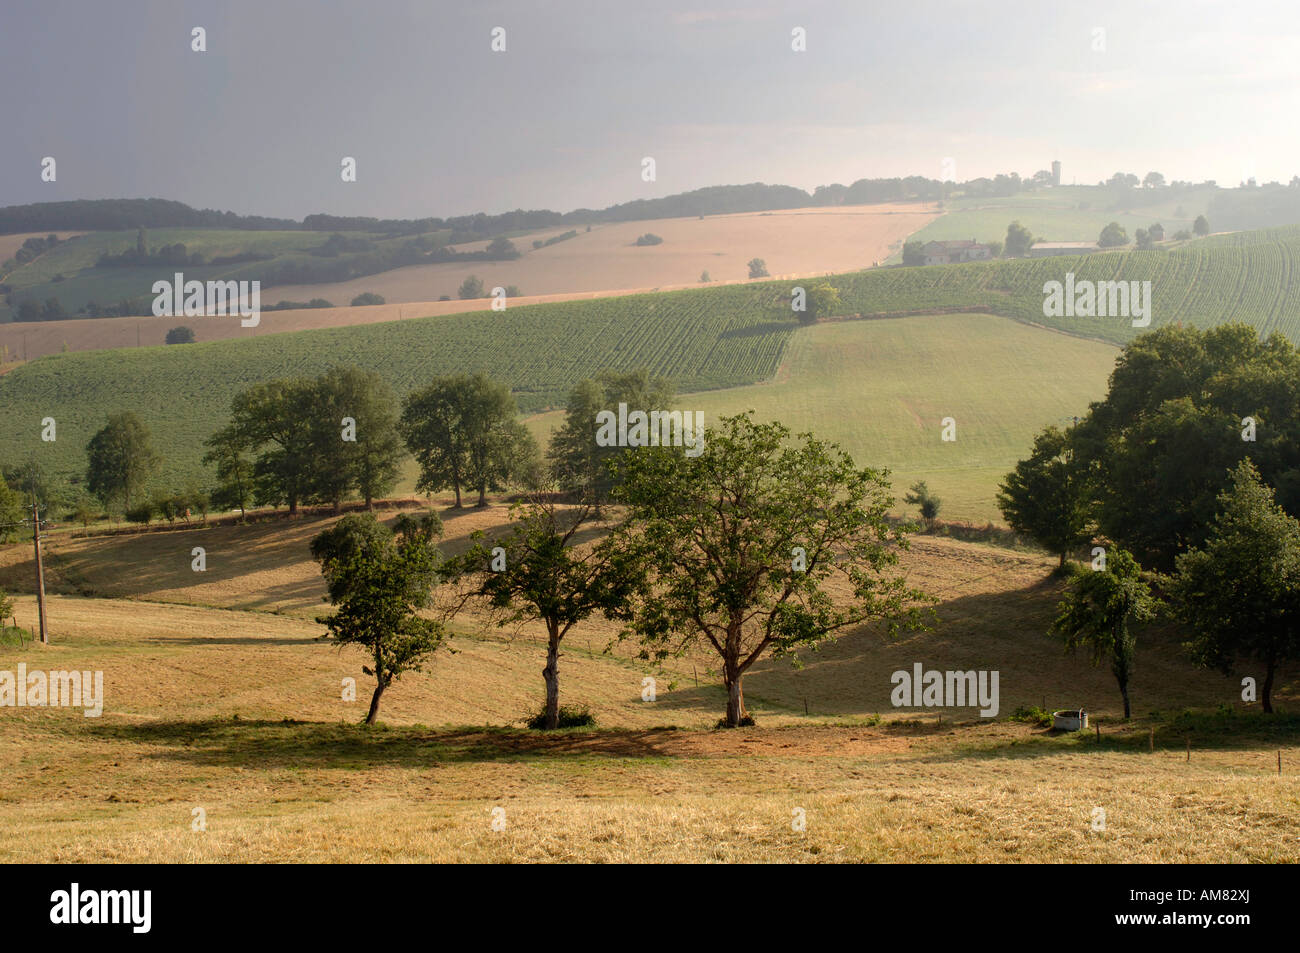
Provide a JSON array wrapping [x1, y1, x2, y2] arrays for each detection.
[[1052, 709, 1088, 731]]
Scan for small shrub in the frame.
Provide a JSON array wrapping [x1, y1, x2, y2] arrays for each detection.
[[1009, 705, 1053, 728], [903, 481, 942, 530], [125, 502, 154, 525]]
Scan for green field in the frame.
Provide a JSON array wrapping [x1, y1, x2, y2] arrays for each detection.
[[4, 223, 1299, 504], [904, 185, 1215, 248], [0, 284, 799, 489], [528, 314, 1117, 522], [838, 225, 1300, 344]]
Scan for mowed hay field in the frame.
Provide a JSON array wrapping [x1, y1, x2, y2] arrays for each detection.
[[0, 506, 1296, 862], [265, 204, 938, 309], [529, 313, 1120, 523]]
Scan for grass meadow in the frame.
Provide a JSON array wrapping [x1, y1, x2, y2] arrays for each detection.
[[0, 502, 1295, 863], [527, 313, 1118, 523]]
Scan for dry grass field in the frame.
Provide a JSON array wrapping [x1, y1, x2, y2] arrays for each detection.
[[0, 205, 934, 362], [0, 503, 1296, 863]]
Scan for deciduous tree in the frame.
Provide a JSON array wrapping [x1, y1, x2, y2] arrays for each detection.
[[1172, 460, 1300, 713], [612, 413, 930, 727], [548, 369, 675, 515], [450, 495, 643, 729], [1050, 548, 1157, 719], [85, 412, 159, 511], [997, 426, 1090, 568], [311, 513, 447, 724]]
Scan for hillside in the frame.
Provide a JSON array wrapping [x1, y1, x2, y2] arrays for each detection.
[[1, 512, 1295, 863], [2, 224, 1298, 498], [906, 185, 1215, 248], [0, 507, 1280, 724], [0, 226, 530, 322], [528, 314, 1118, 522], [0, 282, 800, 489], [836, 225, 1300, 344], [258, 204, 933, 309], [0, 203, 935, 333]]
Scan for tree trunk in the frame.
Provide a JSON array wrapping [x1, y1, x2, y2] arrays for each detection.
[[365, 679, 387, 725], [365, 490, 374, 511], [476, 483, 488, 508], [453, 483, 462, 508], [543, 624, 561, 729], [288, 497, 298, 516], [724, 672, 746, 728], [1058, 551, 1066, 570], [1118, 677, 1131, 720], [1262, 659, 1276, 714]]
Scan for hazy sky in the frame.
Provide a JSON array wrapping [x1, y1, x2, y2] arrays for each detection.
[[2, 0, 1297, 220]]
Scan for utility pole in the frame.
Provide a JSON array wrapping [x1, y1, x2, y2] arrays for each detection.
[[32, 502, 48, 644]]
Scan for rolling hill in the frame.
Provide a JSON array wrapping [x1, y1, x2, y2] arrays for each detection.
[[904, 185, 1215, 248], [527, 313, 1117, 523], [0, 203, 936, 332], [3, 224, 1300, 512], [1, 503, 1294, 863]]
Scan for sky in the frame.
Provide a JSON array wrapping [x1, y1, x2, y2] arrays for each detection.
[[1, 0, 1298, 220]]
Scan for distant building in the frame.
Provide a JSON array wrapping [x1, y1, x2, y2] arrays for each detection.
[[922, 239, 993, 265], [1028, 241, 1101, 258], [1051, 160, 1062, 187]]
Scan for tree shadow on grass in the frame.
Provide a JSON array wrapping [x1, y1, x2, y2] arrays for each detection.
[[87, 718, 692, 770], [718, 320, 797, 340], [84, 709, 1300, 775], [140, 635, 324, 647]]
